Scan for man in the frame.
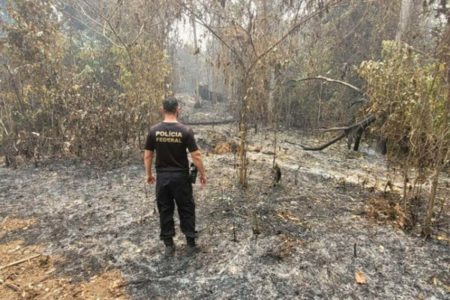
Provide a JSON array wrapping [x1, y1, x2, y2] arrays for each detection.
[[144, 96, 206, 257]]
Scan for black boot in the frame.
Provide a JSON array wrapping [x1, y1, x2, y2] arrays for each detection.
[[186, 237, 195, 246], [163, 238, 175, 257], [186, 237, 198, 256]]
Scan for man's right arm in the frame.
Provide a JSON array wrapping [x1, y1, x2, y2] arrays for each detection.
[[144, 130, 156, 184], [144, 150, 156, 184], [190, 150, 206, 185]]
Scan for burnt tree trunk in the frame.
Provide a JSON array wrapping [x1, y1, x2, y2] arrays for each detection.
[[376, 136, 388, 155], [238, 76, 249, 187]]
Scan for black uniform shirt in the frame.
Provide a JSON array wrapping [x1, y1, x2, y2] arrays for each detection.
[[145, 122, 198, 172]]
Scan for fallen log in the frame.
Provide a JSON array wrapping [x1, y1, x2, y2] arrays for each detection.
[[183, 119, 236, 126]]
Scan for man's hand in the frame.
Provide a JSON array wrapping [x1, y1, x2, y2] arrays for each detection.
[[199, 174, 207, 186], [144, 150, 155, 184], [190, 150, 207, 187], [147, 175, 156, 184]]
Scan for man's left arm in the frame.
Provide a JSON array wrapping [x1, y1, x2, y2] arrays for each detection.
[[185, 128, 206, 185]]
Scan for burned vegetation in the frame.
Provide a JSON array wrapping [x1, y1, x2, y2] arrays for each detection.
[[1, 0, 449, 299]]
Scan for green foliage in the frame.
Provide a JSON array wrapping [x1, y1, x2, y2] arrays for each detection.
[[0, 0, 170, 165], [0, 0, 64, 161], [359, 40, 449, 174]]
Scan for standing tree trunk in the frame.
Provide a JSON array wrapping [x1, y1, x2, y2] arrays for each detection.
[[191, 12, 201, 107], [395, 0, 414, 41], [402, 164, 409, 211], [238, 76, 249, 187], [423, 169, 440, 237]]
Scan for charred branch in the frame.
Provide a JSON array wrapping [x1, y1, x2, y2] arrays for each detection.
[[350, 99, 367, 107], [286, 115, 376, 151], [285, 133, 346, 151], [297, 132, 347, 151], [318, 115, 376, 133]]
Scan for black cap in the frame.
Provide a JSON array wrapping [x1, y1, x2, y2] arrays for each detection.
[[163, 96, 179, 113]]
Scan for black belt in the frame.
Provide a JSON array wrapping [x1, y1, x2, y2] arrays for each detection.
[[156, 169, 189, 174]]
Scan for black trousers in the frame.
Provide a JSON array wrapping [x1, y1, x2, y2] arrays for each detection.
[[156, 172, 196, 240]]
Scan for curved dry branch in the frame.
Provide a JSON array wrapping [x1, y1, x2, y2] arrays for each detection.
[[285, 132, 347, 151], [287, 115, 376, 151], [301, 133, 347, 151], [293, 75, 363, 94], [318, 115, 376, 132]]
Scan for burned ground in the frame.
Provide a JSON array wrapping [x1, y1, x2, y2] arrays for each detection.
[[1, 123, 449, 299]]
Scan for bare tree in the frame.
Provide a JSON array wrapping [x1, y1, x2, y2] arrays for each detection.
[[177, 0, 343, 187]]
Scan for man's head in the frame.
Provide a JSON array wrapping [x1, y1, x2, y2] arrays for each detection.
[[162, 96, 179, 115]]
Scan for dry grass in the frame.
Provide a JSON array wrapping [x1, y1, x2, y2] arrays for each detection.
[[0, 218, 129, 300], [364, 194, 408, 229]]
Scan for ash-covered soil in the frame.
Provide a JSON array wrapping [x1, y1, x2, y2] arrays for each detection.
[[1, 124, 449, 299]]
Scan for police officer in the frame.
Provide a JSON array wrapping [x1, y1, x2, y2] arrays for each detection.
[[144, 96, 206, 257]]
